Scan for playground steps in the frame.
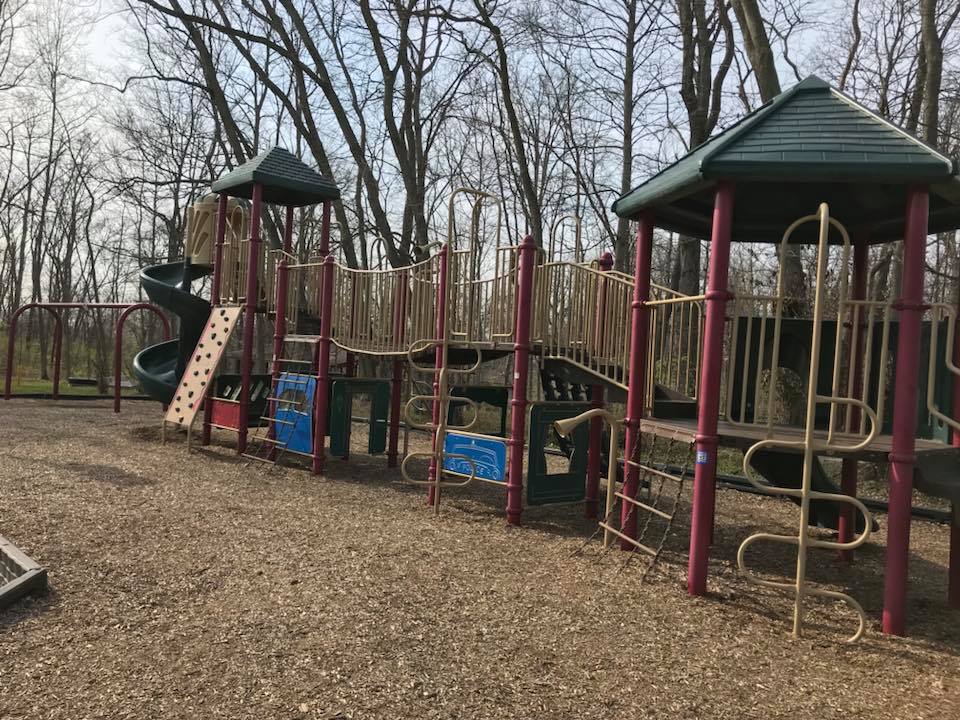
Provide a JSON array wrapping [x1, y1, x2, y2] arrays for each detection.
[[540, 358, 628, 402]]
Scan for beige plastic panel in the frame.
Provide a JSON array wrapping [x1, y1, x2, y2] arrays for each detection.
[[164, 306, 242, 428]]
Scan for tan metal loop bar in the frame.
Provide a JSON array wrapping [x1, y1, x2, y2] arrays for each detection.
[[737, 203, 873, 644]]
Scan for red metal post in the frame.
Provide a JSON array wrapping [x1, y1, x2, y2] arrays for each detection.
[[313, 255, 336, 474], [687, 182, 735, 596], [319, 201, 332, 256], [237, 184, 263, 454], [203, 194, 230, 445], [506, 234, 537, 526], [114, 304, 171, 413], [586, 251, 614, 518], [882, 187, 929, 636], [839, 233, 869, 559], [4, 304, 64, 400], [426, 245, 450, 505], [621, 215, 656, 546]]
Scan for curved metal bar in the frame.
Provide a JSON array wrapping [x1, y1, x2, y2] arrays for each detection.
[[738, 204, 873, 643], [737, 532, 869, 642], [400, 451, 476, 488], [4, 303, 64, 400], [114, 303, 171, 413], [549, 214, 582, 263]]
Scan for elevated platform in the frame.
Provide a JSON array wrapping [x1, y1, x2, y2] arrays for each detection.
[[638, 417, 951, 463]]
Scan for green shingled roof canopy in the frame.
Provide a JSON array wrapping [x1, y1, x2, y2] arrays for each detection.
[[211, 147, 340, 207], [613, 76, 960, 244]]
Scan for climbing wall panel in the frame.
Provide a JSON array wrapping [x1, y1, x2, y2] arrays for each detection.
[[164, 306, 242, 428]]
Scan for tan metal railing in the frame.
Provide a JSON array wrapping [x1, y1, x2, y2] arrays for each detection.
[[448, 245, 518, 345], [721, 209, 899, 443], [925, 303, 960, 433], [548, 214, 583, 263], [646, 284, 704, 408], [737, 204, 876, 643], [534, 260, 635, 388]]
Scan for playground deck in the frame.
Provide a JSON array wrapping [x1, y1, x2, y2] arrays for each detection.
[[1, 400, 959, 719], [640, 417, 953, 462]]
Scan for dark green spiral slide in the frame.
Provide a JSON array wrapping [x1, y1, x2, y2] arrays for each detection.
[[132, 261, 212, 404]]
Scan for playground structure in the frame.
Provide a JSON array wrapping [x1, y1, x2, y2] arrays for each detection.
[[6, 77, 960, 641]]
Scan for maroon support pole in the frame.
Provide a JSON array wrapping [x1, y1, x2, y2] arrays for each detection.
[[202, 194, 230, 445], [882, 187, 929, 636], [312, 255, 336, 474], [114, 304, 171, 413], [687, 182, 735, 596], [586, 252, 614, 518], [621, 215, 656, 546], [237, 184, 263, 454], [4, 305, 64, 400], [426, 246, 450, 505], [839, 233, 869, 559], [506, 234, 537, 526]]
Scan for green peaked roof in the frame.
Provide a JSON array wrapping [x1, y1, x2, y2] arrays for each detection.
[[212, 147, 340, 207], [613, 75, 960, 243]]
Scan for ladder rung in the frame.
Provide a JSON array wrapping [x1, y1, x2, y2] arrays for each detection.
[[284, 335, 320, 343], [625, 461, 683, 484], [598, 522, 657, 556], [261, 416, 295, 425], [265, 396, 304, 405], [251, 436, 286, 446], [242, 453, 276, 464], [207, 423, 239, 432], [613, 492, 673, 520], [277, 358, 313, 365]]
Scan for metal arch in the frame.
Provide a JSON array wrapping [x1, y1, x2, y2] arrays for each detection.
[[3, 303, 65, 400], [114, 303, 172, 413]]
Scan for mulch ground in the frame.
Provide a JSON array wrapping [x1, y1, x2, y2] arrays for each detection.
[[1, 399, 959, 719]]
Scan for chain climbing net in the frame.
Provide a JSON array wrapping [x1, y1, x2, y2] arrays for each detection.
[[573, 428, 694, 583]]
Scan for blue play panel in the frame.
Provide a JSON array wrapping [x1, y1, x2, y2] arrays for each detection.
[[443, 432, 507, 483], [273, 373, 316, 454]]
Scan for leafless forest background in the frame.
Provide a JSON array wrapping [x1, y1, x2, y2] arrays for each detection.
[[0, 0, 957, 344]]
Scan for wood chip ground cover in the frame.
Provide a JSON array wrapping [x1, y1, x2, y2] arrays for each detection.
[[0, 399, 958, 719]]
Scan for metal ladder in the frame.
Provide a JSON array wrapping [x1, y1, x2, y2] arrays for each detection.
[[737, 204, 877, 642], [400, 336, 482, 512], [243, 335, 319, 466]]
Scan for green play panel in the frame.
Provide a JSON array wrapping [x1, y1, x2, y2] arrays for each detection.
[[328, 378, 390, 457], [526, 401, 591, 506]]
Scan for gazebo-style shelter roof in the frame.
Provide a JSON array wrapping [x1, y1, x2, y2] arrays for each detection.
[[613, 76, 960, 243], [211, 146, 340, 207]]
